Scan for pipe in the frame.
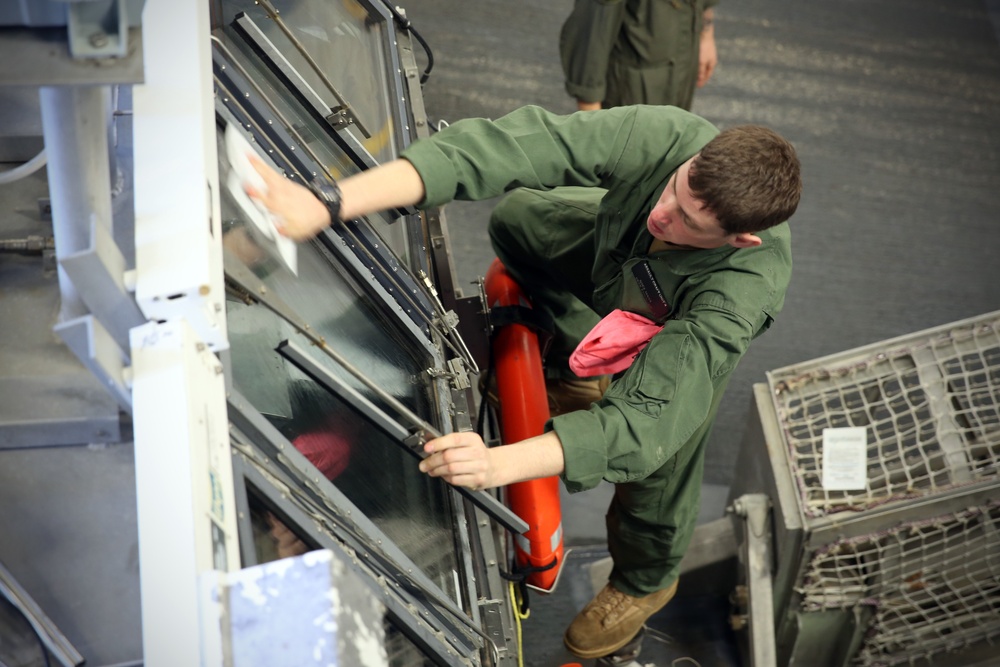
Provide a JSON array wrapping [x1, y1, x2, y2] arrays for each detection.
[[0, 149, 47, 185], [38, 85, 115, 322]]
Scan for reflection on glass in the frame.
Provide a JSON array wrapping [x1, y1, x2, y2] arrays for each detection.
[[223, 230, 426, 414], [223, 161, 459, 599], [386, 620, 439, 667], [214, 32, 410, 279], [229, 297, 459, 599], [220, 0, 398, 165], [214, 39, 359, 192], [249, 494, 314, 564]]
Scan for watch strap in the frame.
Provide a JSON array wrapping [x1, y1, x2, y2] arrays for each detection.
[[309, 177, 343, 224]]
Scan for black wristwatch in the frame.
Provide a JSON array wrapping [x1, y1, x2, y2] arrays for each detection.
[[309, 177, 343, 224]]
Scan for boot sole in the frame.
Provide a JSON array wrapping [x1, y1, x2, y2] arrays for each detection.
[[563, 629, 641, 659]]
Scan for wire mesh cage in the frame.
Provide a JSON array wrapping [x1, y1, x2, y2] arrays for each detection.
[[799, 501, 1000, 665], [741, 311, 1000, 666], [767, 312, 1000, 518]]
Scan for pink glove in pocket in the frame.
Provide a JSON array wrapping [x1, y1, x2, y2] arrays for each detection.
[[569, 309, 664, 377]]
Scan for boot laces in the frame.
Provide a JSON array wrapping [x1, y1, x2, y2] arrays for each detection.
[[592, 586, 631, 626]]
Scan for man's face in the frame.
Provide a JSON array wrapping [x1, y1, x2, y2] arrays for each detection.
[[646, 157, 731, 249]]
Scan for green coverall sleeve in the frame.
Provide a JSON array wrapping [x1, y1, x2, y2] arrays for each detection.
[[400, 105, 712, 210], [552, 290, 765, 493], [559, 0, 627, 104], [399, 105, 645, 208]]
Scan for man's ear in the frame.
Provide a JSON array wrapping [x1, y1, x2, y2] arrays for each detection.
[[729, 233, 762, 249]]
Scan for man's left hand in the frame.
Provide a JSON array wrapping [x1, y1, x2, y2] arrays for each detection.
[[418, 432, 495, 491]]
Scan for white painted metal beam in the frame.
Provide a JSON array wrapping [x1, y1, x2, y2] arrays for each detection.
[[130, 0, 237, 664]]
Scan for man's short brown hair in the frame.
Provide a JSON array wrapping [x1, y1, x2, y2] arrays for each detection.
[[688, 125, 802, 235]]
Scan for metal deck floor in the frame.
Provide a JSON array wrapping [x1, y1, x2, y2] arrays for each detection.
[[408, 0, 1000, 664], [1, 1, 999, 665]]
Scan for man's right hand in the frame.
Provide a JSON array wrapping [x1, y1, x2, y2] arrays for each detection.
[[245, 154, 333, 241], [577, 99, 602, 111]]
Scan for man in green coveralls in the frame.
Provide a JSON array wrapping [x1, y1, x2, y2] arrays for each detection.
[[561, 0, 719, 111], [247, 104, 802, 658]]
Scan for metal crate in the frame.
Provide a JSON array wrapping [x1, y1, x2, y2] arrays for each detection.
[[769, 312, 1000, 518], [729, 311, 1000, 667]]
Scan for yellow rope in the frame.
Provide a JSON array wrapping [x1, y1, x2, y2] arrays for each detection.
[[508, 580, 531, 667]]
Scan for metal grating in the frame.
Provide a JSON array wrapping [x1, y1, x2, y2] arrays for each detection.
[[768, 314, 1000, 517], [798, 501, 1000, 666]]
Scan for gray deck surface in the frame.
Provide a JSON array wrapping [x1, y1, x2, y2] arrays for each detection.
[[407, 0, 1000, 664], [0, 2, 997, 665]]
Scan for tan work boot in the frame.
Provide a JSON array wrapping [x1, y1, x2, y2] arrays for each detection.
[[545, 375, 610, 417], [563, 579, 679, 658]]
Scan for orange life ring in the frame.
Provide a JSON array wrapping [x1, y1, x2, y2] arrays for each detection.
[[483, 258, 564, 592]]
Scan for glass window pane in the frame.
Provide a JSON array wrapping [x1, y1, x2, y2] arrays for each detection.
[[222, 148, 460, 597], [223, 229, 430, 411], [214, 36, 410, 284], [248, 494, 315, 564], [228, 297, 460, 599], [213, 14, 468, 620], [386, 621, 439, 666], [220, 0, 399, 165]]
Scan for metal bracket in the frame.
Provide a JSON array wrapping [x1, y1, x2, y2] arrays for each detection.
[[425, 358, 471, 391], [447, 358, 471, 391], [59, 218, 146, 352], [477, 596, 509, 660], [474, 275, 491, 332], [437, 309, 460, 332], [66, 0, 143, 59], [402, 430, 429, 450], [325, 106, 358, 131], [54, 315, 132, 410]]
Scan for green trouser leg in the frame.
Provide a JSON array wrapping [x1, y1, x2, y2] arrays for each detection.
[[605, 437, 706, 596], [606, 376, 731, 596], [488, 187, 604, 378]]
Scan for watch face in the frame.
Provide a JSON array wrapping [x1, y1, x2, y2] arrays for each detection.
[[313, 180, 341, 205], [311, 180, 342, 223]]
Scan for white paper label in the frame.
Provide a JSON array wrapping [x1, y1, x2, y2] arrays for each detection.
[[821, 427, 868, 491]]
